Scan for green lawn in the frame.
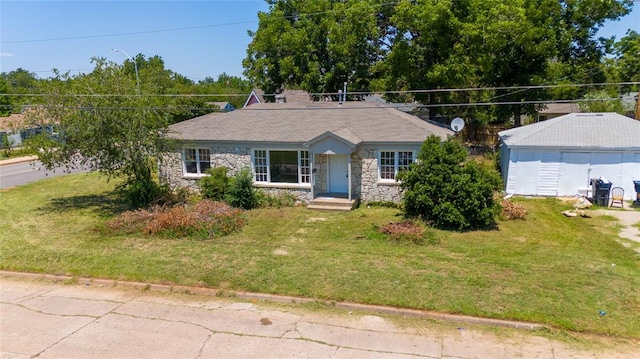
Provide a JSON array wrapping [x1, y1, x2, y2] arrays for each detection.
[[1, 173, 639, 338]]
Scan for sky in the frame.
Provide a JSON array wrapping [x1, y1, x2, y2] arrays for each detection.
[[1, 0, 638, 82]]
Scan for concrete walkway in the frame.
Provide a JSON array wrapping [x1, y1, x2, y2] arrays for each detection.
[[2, 277, 638, 359], [593, 208, 640, 243]]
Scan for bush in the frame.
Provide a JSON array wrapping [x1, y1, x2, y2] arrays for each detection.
[[226, 168, 257, 210], [501, 199, 527, 220], [199, 167, 229, 201], [378, 221, 439, 245], [398, 135, 502, 230], [116, 177, 168, 209], [365, 201, 402, 209], [107, 200, 246, 239], [255, 190, 297, 208]]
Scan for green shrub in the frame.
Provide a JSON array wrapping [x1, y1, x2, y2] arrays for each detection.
[[116, 176, 168, 209], [199, 167, 229, 201], [256, 190, 297, 208], [365, 201, 402, 209], [398, 135, 502, 230], [226, 168, 257, 210]]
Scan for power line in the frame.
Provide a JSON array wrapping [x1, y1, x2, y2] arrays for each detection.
[[0, 20, 258, 44], [5, 97, 630, 112], [0, 2, 400, 45], [3, 81, 639, 98]]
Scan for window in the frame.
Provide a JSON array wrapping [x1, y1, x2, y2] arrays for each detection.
[[380, 151, 395, 180], [300, 150, 310, 183], [253, 149, 310, 184], [379, 150, 413, 180], [184, 148, 211, 175], [254, 150, 268, 182]]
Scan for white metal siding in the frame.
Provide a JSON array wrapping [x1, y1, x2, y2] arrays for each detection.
[[536, 152, 561, 196], [504, 149, 640, 200]]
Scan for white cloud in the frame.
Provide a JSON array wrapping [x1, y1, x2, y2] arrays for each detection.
[[0, 52, 15, 57]]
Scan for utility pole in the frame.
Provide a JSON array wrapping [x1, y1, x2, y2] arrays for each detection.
[[635, 88, 640, 120]]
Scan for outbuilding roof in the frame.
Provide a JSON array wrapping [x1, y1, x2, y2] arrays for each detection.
[[169, 102, 452, 145], [498, 112, 640, 149]]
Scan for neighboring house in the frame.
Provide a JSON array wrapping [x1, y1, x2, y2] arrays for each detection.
[[536, 103, 581, 122], [0, 114, 25, 148], [161, 101, 453, 205], [243, 89, 265, 107], [243, 88, 319, 107], [498, 113, 640, 200], [206, 102, 235, 112]]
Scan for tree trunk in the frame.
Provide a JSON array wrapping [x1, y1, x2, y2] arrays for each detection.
[[429, 93, 436, 122], [514, 103, 522, 127]]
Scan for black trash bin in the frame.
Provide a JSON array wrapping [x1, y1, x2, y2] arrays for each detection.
[[633, 180, 640, 206], [591, 178, 612, 207]]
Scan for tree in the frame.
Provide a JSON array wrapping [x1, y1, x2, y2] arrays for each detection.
[[578, 90, 627, 114], [608, 30, 640, 84], [398, 135, 501, 230], [243, 0, 381, 99], [244, 0, 633, 126], [24, 57, 174, 207], [0, 78, 12, 116], [197, 73, 253, 109], [1, 68, 39, 112]]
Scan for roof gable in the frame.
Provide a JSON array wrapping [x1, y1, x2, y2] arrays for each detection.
[[499, 113, 640, 149], [243, 89, 263, 108]]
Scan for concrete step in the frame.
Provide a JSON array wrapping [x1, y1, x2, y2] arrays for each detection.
[[307, 197, 359, 211]]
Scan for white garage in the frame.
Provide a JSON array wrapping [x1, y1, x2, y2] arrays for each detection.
[[498, 113, 640, 201]]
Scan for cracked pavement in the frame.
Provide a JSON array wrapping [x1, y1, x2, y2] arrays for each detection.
[[1, 277, 638, 359]]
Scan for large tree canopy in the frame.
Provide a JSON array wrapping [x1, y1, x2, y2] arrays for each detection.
[[243, 0, 633, 123], [24, 58, 175, 207], [243, 0, 382, 99]]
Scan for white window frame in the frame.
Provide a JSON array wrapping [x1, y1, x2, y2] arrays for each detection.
[[252, 149, 311, 186], [378, 150, 414, 182], [183, 147, 211, 176]]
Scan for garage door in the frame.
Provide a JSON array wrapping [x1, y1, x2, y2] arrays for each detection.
[[558, 152, 623, 197]]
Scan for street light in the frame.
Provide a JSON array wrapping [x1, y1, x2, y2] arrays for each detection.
[[110, 48, 141, 95]]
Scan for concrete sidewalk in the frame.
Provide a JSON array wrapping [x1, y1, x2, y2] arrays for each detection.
[[1, 276, 637, 359]]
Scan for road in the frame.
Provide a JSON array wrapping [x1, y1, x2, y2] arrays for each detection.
[[1, 275, 638, 359], [0, 158, 87, 189]]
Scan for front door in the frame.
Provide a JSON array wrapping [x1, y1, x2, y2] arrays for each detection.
[[328, 155, 348, 193]]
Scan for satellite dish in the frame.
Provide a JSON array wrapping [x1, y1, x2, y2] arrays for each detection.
[[450, 117, 465, 132]]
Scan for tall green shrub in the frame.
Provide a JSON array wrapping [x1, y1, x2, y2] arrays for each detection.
[[397, 135, 502, 230], [199, 167, 229, 201], [226, 168, 257, 210]]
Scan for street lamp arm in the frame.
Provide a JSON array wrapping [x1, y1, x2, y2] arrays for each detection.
[[110, 48, 141, 95]]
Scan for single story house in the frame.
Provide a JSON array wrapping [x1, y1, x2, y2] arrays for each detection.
[[161, 101, 452, 205], [206, 101, 235, 112], [498, 112, 640, 200], [0, 114, 25, 148], [536, 103, 581, 122]]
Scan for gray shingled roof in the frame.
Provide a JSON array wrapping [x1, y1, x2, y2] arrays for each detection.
[[169, 102, 452, 144], [499, 112, 640, 149]]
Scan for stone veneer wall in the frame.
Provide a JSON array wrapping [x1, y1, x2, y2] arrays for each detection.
[[313, 154, 328, 194], [160, 146, 404, 203], [353, 148, 403, 203], [160, 147, 252, 193], [161, 147, 312, 203]]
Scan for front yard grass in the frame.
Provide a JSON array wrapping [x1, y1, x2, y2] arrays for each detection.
[[1, 173, 639, 338]]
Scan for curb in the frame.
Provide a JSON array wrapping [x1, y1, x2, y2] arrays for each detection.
[[0, 155, 38, 166], [0, 270, 545, 331]]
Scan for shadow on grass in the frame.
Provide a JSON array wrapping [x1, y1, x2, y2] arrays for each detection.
[[38, 192, 130, 217]]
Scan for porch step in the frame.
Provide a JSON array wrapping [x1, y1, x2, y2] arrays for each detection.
[[307, 197, 359, 211]]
